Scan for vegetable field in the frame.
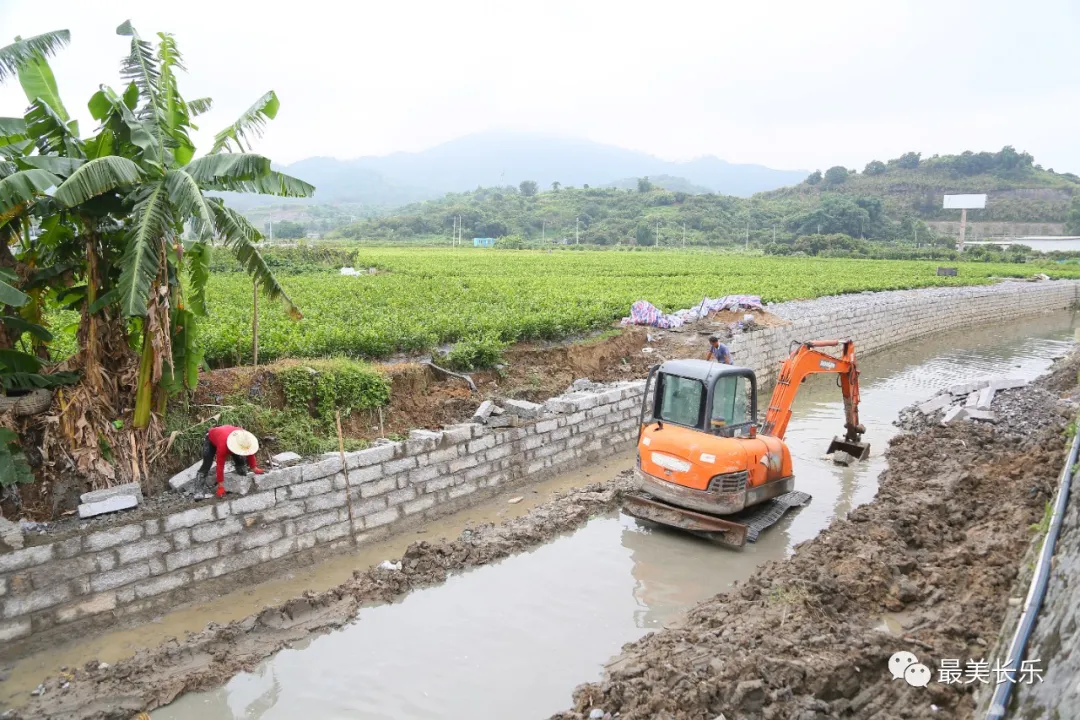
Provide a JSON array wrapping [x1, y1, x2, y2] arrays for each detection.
[[193, 249, 1080, 367]]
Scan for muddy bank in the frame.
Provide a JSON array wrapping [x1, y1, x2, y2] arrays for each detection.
[[554, 357, 1079, 720], [3, 475, 635, 720]]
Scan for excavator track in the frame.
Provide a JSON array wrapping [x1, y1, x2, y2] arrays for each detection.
[[729, 490, 812, 542], [622, 490, 812, 548]]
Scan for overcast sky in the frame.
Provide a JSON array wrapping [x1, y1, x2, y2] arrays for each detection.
[[2, 0, 1078, 173]]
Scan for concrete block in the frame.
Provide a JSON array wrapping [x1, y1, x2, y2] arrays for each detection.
[[426, 445, 460, 464], [917, 394, 953, 414], [315, 521, 352, 544], [269, 536, 298, 560], [349, 443, 399, 468], [223, 473, 254, 496], [288, 478, 333, 500], [947, 380, 990, 397], [229, 491, 276, 514], [472, 400, 496, 423], [364, 507, 400, 528], [449, 455, 480, 473], [304, 490, 347, 513], [442, 424, 477, 444], [503, 398, 543, 419], [466, 435, 496, 453], [404, 495, 436, 516], [255, 465, 303, 491], [167, 461, 203, 494], [258, 499, 307, 524], [209, 546, 271, 579], [117, 537, 172, 565], [406, 429, 442, 454], [90, 561, 151, 593], [977, 386, 996, 410], [448, 482, 478, 500], [239, 526, 284, 550], [966, 409, 998, 423], [408, 465, 441, 485], [535, 419, 559, 434], [360, 477, 397, 498], [78, 494, 139, 519], [465, 462, 494, 482], [191, 518, 243, 544], [272, 451, 302, 467], [80, 482, 143, 505], [164, 505, 216, 532], [544, 397, 574, 414], [387, 487, 417, 506], [0, 617, 32, 642], [384, 456, 418, 475], [85, 523, 144, 551], [56, 591, 118, 623], [294, 510, 341, 535], [990, 377, 1028, 391], [303, 456, 343, 482], [133, 571, 191, 600], [424, 476, 456, 493], [965, 391, 980, 408], [165, 543, 219, 572], [351, 496, 386, 516], [943, 406, 967, 424]]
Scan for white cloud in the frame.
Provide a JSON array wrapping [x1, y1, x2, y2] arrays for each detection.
[[2, 0, 1077, 172]]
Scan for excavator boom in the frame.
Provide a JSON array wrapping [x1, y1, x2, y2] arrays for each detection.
[[761, 339, 869, 459]]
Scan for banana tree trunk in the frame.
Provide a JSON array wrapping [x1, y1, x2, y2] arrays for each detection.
[[133, 322, 155, 429]]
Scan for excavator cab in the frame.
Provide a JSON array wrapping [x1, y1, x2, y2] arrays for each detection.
[[640, 362, 759, 440]]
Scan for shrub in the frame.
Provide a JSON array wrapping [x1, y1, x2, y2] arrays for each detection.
[[446, 334, 508, 371], [278, 359, 390, 422]]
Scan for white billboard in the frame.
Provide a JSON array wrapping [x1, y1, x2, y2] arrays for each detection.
[[943, 194, 987, 209]]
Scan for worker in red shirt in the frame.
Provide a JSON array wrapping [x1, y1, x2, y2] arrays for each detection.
[[196, 426, 265, 497]]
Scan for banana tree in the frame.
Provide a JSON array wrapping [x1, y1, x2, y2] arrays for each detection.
[[45, 21, 314, 428]]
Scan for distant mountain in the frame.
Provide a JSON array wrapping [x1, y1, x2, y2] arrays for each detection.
[[253, 132, 806, 210], [603, 175, 714, 194]]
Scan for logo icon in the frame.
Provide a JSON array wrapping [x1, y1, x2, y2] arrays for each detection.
[[905, 663, 932, 687], [889, 651, 918, 681]]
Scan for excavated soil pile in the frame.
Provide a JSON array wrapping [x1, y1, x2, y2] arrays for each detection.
[[555, 359, 1079, 720], [5, 476, 634, 720]]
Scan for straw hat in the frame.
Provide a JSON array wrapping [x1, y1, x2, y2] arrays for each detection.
[[226, 429, 259, 456]]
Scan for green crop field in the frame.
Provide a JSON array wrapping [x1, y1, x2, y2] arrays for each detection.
[[187, 249, 1080, 367]]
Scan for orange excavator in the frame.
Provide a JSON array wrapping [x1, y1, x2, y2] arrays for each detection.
[[623, 339, 870, 548]]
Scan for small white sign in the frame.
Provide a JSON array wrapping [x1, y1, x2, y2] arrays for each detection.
[[943, 194, 987, 209]]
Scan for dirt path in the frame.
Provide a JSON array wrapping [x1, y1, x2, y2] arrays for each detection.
[[4, 476, 636, 720], [553, 357, 1080, 720]]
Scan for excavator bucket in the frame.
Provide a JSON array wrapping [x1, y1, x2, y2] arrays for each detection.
[[827, 436, 870, 461]]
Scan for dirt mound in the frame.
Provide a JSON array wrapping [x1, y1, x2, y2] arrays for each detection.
[[554, 368, 1073, 719], [5, 475, 636, 720]]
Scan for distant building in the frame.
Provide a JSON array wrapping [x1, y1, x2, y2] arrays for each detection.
[[473, 237, 495, 247]]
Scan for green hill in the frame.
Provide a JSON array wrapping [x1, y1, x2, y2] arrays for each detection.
[[763, 147, 1079, 224], [331, 147, 1079, 247]]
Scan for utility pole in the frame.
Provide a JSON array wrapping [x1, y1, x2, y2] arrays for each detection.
[[542, 220, 546, 244], [576, 217, 580, 245], [452, 215, 457, 247], [682, 223, 686, 248], [744, 222, 749, 250], [656, 219, 660, 247], [773, 225, 776, 243], [268, 211, 273, 242]]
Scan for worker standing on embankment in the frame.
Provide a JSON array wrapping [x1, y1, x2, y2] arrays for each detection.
[[196, 426, 265, 497], [706, 335, 733, 364]]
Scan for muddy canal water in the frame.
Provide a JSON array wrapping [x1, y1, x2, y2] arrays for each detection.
[[119, 313, 1080, 719]]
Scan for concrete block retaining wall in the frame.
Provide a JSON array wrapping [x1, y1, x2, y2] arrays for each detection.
[[1, 280, 1076, 647]]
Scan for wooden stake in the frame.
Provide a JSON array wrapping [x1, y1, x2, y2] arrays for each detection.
[[378, 406, 384, 437], [336, 411, 357, 543], [252, 278, 259, 367]]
